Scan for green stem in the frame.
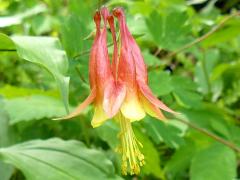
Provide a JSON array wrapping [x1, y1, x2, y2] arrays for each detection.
[[148, 11, 240, 71], [175, 116, 240, 153], [167, 11, 240, 58], [0, 49, 16, 52], [75, 67, 87, 83]]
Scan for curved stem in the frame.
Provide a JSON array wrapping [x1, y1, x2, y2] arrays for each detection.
[[148, 11, 240, 71], [167, 11, 240, 58], [0, 49, 16, 52], [175, 116, 240, 153]]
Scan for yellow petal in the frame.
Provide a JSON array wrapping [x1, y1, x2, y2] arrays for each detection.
[[121, 91, 145, 121], [140, 94, 166, 120], [91, 105, 109, 128]]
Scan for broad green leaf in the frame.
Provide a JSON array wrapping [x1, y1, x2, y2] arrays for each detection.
[[0, 34, 70, 113], [144, 117, 186, 148], [0, 4, 46, 27], [134, 128, 164, 179], [165, 140, 196, 179], [0, 138, 118, 180], [0, 85, 59, 99], [4, 95, 68, 124], [146, 10, 191, 50], [190, 143, 237, 180]]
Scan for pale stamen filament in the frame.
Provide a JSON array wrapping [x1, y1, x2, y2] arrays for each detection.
[[116, 113, 145, 175]]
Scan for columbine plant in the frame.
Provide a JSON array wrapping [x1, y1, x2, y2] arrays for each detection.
[[58, 7, 176, 175]]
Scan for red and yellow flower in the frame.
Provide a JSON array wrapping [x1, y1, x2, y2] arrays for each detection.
[[57, 6, 177, 175]]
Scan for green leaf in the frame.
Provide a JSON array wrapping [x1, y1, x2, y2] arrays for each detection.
[[201, 20, 240, 47], [181, 105, 231, 139], [194, 49, 220, 95], [0, 4, 46, 28], [144, 117, 186, 148], [0, 138, 118, 180], [0, 161, 13, 180], [146, 10, 191, 50], [0, 34, 70, 113], [142, 51, 165, 67], [0, 34, 15, 50], [134, 128, 164, 179], [148, 70, 173, 96], [0, 85, 59, 99], [31, 15, 52, 35], [95, 121, 119, 149], [172, 76, 202, 108], [61, 15, 90, 58], [68, 0, 96, 24], [0, 100, 14, 180], [4, 95, 69, 124], [229, 125, 240, 147], [211, 62, 240, 81], [190, 143, 237, 180], [127, 1, 153, 16], [0, 102, 10, 147], [165, 140, 196, 179]]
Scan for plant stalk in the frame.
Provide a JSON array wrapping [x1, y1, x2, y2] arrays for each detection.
[[175, 116, 240, 153]]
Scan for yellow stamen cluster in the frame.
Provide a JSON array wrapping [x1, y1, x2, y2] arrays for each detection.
[[116, 113, 145, 175]]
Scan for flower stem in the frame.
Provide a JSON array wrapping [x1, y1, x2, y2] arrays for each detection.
[[167, 11, 240, 58], [175, 116, 240, 153], [148, 11, 240, 71]]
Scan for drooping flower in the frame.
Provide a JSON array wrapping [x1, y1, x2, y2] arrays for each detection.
[[56, 6, 177, 175], [58, 9, 126, 128], [112, 7, 176, 121], [106, 7, 178, 175]]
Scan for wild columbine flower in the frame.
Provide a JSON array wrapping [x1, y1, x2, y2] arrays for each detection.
[[60, 9, 125, 128], [57, 7, 177, 175]]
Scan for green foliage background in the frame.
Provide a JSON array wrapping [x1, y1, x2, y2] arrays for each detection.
[[0, 0, 240, 179]]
